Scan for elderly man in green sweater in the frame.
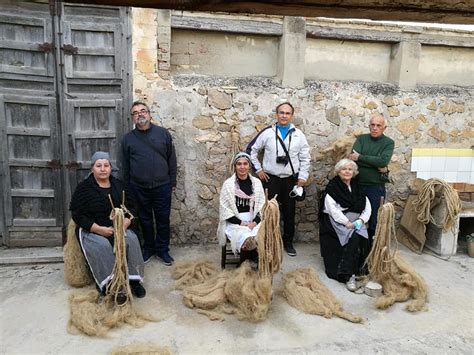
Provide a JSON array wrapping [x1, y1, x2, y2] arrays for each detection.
[[349, 113, 394, 241]]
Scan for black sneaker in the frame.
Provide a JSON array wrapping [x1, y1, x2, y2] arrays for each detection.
[[142, 250, 154, 264], [157, 252, 173, 266], [130, 281, 146, 298], [284, 244, 297, 257]]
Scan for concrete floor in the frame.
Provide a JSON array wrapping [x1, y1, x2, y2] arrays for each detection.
[[0, 243, 473, 354]]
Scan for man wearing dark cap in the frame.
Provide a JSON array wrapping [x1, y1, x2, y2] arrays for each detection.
[[122, 102, 177, 265]]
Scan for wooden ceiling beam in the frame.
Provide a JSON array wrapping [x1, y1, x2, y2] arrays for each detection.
[[61, 0, 474, 24]]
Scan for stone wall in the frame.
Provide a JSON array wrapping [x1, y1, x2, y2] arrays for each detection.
[[132, 8, 473, 245], [138, 76, 473, 245]]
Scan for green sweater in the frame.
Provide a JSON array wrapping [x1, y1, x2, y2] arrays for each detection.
[[352, 134, 394, 186]]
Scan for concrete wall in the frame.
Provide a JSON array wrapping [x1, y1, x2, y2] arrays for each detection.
[[131, 8, 473, 245], [171, 30, 279, 77], [305, 38, 391, 82], [418, 45, 474, 86]]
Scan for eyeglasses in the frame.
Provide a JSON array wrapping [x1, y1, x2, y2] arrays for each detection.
[[277, 111, 292, 116], [131, 109, 148, 117]]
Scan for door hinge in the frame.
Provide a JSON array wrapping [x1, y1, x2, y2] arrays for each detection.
[[38, 42, 54, 53], [47, 159, 61, 169], [65, 161, 81, 170], [62, 44, 78, 55]]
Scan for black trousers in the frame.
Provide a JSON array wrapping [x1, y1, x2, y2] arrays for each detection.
[[319, 213, 370, 283], [263, 174, 296, 246]]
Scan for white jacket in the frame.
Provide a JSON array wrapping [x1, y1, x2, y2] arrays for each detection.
[[248, 123, 311, 181]]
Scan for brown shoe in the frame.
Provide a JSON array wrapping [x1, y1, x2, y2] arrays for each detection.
[[241, 237, 257, 251]]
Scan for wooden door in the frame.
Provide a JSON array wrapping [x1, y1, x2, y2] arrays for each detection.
[[59, 3, 131, 213], [0, 2, 61, 246], [0, 2, 131, 246]]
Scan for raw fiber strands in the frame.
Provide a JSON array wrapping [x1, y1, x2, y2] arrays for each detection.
[[282, 268, 363, 323], [175, 261, 273, 322], [64, 220, 93, 287], [68, 202, 155, 336], [227, 125, 242, 176], [171, 259, 219, 290], [319, 131, 362, 163], [68, 290, 155, 337], [367, 203, 428, 312], [413, 178, 461, 232], [110, 342, 172, 355], [257, 197, 283, 278]]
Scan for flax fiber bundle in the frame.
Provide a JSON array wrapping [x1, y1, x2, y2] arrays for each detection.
[[180, 262, 272, 322], [367, 203, 428, 312], [174, 198, 281, 322], [413, 178, 461, 232], [63, 220, 93, 287], [257, 197, 283, 277], [68, 203, 155, 336], [319, 131, 362, 163], [282, 268, 363, 323], [171, 259, 219, 290], [68, 290, 155, 337], [110, 342, 172, 355]]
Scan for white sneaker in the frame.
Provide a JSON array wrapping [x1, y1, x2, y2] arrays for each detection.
[[346, 275, 358, 292]]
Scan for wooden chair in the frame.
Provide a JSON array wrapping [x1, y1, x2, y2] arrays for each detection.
[[220, 236, 240, 269]]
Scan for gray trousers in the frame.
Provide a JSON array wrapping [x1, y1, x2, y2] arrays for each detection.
[[78, 228, 144, 291]]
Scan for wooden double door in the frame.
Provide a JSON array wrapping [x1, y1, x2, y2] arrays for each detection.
[[0, 1, 132, 246]]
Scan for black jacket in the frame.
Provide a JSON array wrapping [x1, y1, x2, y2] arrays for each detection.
[[69, 174, 137, 231]]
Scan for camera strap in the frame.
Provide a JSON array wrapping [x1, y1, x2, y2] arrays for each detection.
[[275, 131, 296, 177]]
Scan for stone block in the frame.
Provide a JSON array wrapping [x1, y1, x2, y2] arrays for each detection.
[[278, 16, 305, 88]]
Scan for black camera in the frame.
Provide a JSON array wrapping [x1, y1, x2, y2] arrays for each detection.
[[276, 156, 289, 165]]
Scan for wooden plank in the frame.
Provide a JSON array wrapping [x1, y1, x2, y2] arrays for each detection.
[[73, 130, 116, 139], [62, 0, 474, 24], [6, 127, 50, 137], [0, 14, 46, 27], [13, 218, 57, 227], [0, 40, 46, 51], [74, 47, 115, 55], [8, 159, 51, 168], [11, 189, 55, 198], [171, 15, 282, 36], [306, 24, 474, 48], [0, 255, 63, 265]]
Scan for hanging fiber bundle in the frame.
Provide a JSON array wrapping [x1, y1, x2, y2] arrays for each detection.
[[63, 220, 94, 287], [68, 195, 155, 336], [257, 197, 283, 278], [282, 268, 363, 323], [413, 178, 461, 232], [367, 203, 428, 312]]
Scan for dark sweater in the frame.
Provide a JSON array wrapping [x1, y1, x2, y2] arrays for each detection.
[[121, 124, 177, 188], [352, 134, 394, 186], [69, 174, 137, 231], [227, 176, 261, 225]]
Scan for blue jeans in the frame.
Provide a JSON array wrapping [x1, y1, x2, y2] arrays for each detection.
[[130, 182, 172, 255], [362, 185, 386, 234]]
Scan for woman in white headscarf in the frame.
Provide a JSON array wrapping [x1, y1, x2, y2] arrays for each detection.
[[217, 152, 265, 263]]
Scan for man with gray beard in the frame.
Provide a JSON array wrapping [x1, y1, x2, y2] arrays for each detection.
[[122, 101, 177, 265]]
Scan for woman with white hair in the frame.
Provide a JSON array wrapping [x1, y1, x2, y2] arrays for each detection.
[[217, 152, 265, 264], [320, 158, 372, 291]]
